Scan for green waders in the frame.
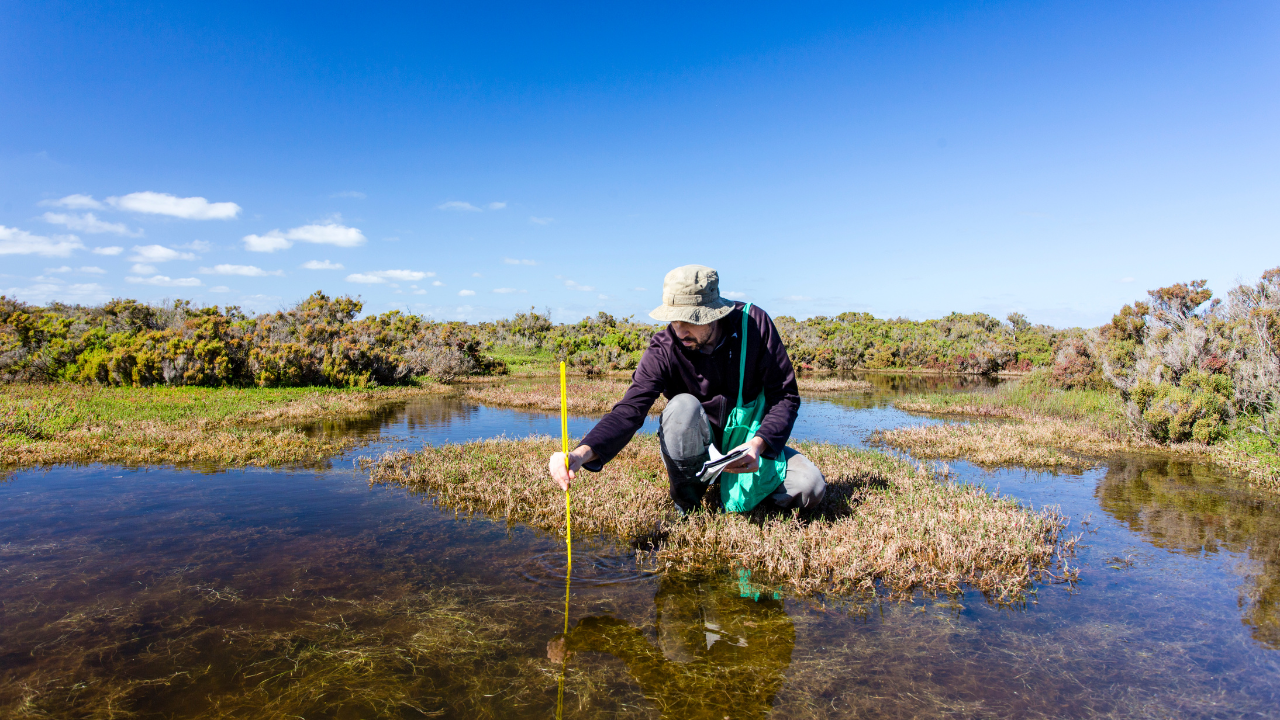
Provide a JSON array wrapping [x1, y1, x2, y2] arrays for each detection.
[[717, 303, 788, 512]]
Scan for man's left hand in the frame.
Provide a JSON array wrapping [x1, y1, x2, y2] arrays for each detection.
[[723, 436, 768, 474]]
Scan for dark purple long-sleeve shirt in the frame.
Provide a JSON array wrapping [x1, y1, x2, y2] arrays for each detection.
[[580, 302, 800, 471]]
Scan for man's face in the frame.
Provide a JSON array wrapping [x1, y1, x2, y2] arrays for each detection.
[[671, 320, 717, 353]]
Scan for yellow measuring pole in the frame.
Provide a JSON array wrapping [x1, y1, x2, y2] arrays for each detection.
[[560, 361, 572, 570], [557, 361, 572, 718]]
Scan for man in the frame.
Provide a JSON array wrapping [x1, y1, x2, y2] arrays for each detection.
[[547, 264, 826, 513]]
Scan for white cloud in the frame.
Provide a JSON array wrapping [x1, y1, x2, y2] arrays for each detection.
[[243, 233, 292, 252], [131, 263, 159, 274], [564, 279, 595, 292], [39, 194, 103, 210], [331, 190, 366, 199], [92, 246, 124, 256], [723, 291, 748, 300], [210, 286, 231, 293], [503, 257, 537, 265], [381, 269, 431, 281], [41, 212, 141, 237], [432, 280, 444, 286], [472, 272, 482, 277], [493, 288, 527, 294], [130, 244, 196, 262], [126, 274, 202, 287], [344, 269, 432, 284], [108, 191, 240, 219], [598, 294, 609, 300], [0, 225, 85, 257], [529, 216, 553, 225], [199, 264, 283, 277], [80, 266, 106, 274], [1121, 277, 1135, 283], [438, 201, 481, 212], [488, 202, 507, 210], [413, 289, 426, 295], [180, 240, 212, 252], [302, 260, 344, 270], [458, 289, 476, 296], [2, 282, 109, 304], [634, 287, 647, 291], [243, 222, 367, 252], [44, 265, 73, 273]]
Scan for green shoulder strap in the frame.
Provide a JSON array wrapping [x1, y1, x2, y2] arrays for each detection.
[[737, 303, 751, 407]]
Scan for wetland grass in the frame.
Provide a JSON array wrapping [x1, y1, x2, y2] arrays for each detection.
[[0, 383, 448, 469], [363, 435, 1076, 602], [886, 384, 1280, 490]]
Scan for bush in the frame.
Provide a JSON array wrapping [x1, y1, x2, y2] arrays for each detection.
[[1131, 370, 1232, 443]]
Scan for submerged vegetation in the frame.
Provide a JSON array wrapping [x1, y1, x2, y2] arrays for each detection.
[[363, 435, 1077, 603], [0, 383, 445, 469]]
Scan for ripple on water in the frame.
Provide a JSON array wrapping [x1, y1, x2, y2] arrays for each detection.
[[521, 550, 659, 586]]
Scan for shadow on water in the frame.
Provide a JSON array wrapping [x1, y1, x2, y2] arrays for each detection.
[[3, 374, 1280, 717]]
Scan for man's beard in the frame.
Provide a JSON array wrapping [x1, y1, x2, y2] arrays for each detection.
[[681, 337, 708, 351]]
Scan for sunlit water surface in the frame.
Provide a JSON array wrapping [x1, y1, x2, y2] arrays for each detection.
[[3, 374, 1279, 718]]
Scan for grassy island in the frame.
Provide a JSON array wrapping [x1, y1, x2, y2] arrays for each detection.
[[363, 435, 1077, 603], [0, 383, 446, 470]]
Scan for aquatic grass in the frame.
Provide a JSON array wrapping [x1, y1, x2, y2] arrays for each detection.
[[1, 579, 556, 718], [0, 383, 448, 469], [872, 418, 1175, 470], [896, 382, 1128, 431], [364, 435, 1076, 602], [890, 384, 1280, 490], [794, 376, 873, 393]]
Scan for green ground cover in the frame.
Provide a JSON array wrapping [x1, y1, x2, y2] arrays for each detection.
[[0, 383, 444, 469]]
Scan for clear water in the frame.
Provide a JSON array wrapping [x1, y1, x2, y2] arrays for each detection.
[[2, 376, 1279, 718]]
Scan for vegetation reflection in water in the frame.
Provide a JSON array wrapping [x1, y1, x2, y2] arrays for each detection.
[[1095, 453, 1280, 649], [3, 379, 1280, 717]]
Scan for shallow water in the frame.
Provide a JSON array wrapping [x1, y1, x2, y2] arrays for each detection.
[[3, 376, 1280, 718]]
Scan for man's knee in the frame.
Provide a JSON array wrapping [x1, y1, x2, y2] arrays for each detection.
[[661, 393, 703, 425], [771, 448, 826, 510], [659, 394, 709, 461]]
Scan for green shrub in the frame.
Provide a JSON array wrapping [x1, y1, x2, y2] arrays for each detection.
[[1131, 370, 1232, 443]]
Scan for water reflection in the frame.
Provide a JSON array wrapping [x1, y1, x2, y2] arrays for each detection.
[[554, 572, 794, 719], [1097, 454, 1280, 648]]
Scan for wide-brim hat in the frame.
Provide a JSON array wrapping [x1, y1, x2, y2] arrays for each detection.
[[648, 264, 735, 325]]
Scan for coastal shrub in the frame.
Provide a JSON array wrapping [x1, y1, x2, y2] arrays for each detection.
[[775, 311, 1058, 375], [0, 292, 500, 388], [1227, 268, 1280, 448], [1049, 337, 1105, 390], [1130, 370, 1233, 443]]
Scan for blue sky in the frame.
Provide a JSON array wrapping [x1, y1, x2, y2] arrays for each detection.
[[2, 1, 1277, 327]]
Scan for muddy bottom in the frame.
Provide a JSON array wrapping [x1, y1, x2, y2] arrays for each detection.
[[2, 375, 1279, 718]]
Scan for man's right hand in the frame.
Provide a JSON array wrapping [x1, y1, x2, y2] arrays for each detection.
[[549, 445, 595, 491]]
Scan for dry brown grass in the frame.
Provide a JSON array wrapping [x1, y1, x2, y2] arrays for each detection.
[[0, 384, 448, 469], [795, 376, 873, 393], [363, 435, 1076, 602], [885, 399, 1218, 472]]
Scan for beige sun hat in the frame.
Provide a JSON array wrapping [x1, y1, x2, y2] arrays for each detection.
[[648, 264, 736, 324]]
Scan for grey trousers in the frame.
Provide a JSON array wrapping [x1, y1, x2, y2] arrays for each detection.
[[658, 393, 827, 512]]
